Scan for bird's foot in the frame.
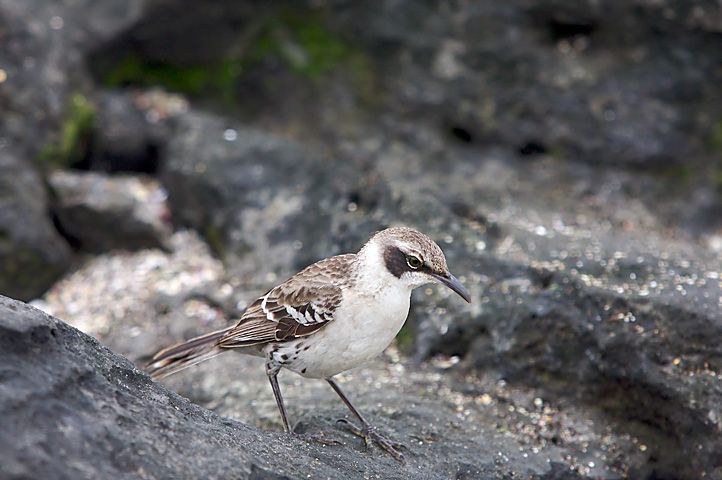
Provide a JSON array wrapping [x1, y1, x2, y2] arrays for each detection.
[[336, 418, 405, 461], [291, 429, 342, 446]]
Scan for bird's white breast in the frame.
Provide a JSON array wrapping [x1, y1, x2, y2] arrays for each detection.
[[285, 283, 410, 378], [277, 242, 413, 379]]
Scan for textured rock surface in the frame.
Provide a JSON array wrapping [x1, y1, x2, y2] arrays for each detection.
[[160, 111, 373, 280], [0, 0, 154, 158], [3, 0, 722, 478], [329, 0, 722, 168], [0, 0, 169, 299], [156, 116, 722, 477], [410, 193, 722, 478], [2, 294, 607, 479], [372, 146, 722, 478], [0, 149, 72, 301], [91, 0, 722, 168], [49, 170, 171, 252], [89, 90, 168, 173]]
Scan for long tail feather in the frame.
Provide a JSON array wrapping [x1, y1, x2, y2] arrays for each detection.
[[146, 326, 232, 379]]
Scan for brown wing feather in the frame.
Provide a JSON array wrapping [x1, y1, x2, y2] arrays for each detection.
[[146, 253, 358, 378], [217, 254, 357, 348]]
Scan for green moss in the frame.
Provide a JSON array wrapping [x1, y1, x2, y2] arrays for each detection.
[[654, 164, 694, 182], [249, 12, 352, 78], [102, 10, 361, 101], [39, 93, 95, 168], [105, 54, 244, 99], [346, 51, 380, 106], [215, 59, 245, 102]]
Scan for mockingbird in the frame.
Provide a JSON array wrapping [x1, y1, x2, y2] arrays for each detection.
[[148, 227, 471, 460]]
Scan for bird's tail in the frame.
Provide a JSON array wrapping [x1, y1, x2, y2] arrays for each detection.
[[146, 326, 233, 379]]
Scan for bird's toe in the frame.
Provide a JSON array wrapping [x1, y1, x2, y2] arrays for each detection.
[[336, 418, 405, 461], [293, 431, 343, 446]]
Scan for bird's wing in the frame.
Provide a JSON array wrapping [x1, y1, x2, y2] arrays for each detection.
[[217, 254, 356, 348]]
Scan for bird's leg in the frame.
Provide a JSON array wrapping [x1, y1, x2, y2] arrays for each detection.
[[266, 366, 291, 433], [326, 377, 405, 461], [266, 362, 340, 446]]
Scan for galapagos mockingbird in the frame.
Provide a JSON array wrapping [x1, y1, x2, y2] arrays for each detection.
[[148, 227, 471, 460]]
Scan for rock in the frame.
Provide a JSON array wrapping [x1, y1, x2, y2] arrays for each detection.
[[385, 153, 722, 479], [0, 0, 157, 162], [0, 149, 72, 301], [0, 295, 598, 479], [160, 111, 372, 282], [36, 231, 230, 360], [86, 0, 722, 168], [4, 1, 721, 478], [89, 90, 168, 173], [155, 105, 721, 477], [328, 0, 722, 168], [0, 0, 167, 299], [48, 170, 171, 253]]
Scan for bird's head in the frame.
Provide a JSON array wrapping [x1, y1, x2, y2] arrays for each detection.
[[363, 226, 471, 303]]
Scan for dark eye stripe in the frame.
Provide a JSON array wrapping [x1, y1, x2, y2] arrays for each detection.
[[382, 246, 412, 277]]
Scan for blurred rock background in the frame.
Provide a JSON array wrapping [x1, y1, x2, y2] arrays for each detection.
[[1, 1, 721, 479]]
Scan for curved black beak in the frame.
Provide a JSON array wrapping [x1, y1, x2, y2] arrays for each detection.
[[432, 272, 471, 303]]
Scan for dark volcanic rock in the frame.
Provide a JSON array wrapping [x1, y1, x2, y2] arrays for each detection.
[[0, 149, 72, 301], [0, 295, 584, 479], [327, 0, 722, 168], [0, 294, 256, 479], [0, 0, 166, 298], [89, 0, 722, 168], [160, 111, 376, 280], [0, 0, 157, 160], [48, 170, 171, 252], [394, 154, 722, 479], [89, 90, 167, 173]]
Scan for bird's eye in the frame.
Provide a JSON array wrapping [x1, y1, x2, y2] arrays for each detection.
[[406, 255, 422, 269]]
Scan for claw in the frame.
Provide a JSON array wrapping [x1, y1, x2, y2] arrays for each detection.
[[336, 418, 364, 438], [336, 418, 405, 461], [291, 421, 342, 446]]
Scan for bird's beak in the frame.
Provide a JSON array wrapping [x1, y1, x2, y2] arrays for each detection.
[[432, 272, 472, 303]]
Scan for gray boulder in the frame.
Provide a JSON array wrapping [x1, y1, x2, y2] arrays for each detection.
[[387, 153, 722, 479], [48, 170, 171, 252], [160, 111, 374, 281], [89, 90, 168, 173], [87, 0, 722, 168], [0, 295, 595, 479], [0, 0, 158, 161], [0, 149, 72, 301]]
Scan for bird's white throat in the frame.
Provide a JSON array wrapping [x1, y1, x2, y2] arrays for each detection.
[[356, 240, 417, 296]]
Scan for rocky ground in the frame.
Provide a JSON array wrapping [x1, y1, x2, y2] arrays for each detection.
[[1, 0, 722, 479], [27, 231, 640, 479]]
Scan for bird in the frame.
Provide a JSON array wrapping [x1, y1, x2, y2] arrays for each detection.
[[147, 226, 471, 461]]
